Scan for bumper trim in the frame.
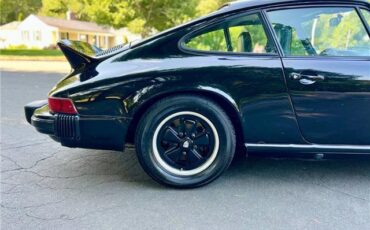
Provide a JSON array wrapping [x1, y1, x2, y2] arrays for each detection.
[[31, 115, 55, 135]]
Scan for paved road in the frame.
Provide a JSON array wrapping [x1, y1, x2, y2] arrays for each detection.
[[1, 60, 69, 74], [1, 70, 370, 230]]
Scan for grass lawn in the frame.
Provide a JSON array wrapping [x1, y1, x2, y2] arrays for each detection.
[[0, 49, 63, 57]]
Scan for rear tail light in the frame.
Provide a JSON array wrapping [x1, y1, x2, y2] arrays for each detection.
[[48, 97, 78, 115]]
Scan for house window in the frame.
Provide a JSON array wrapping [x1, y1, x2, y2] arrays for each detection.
[[60, 32, 69, 40], [21, 31, 30, 41], [100, 36, 106, 47], [79, 34, 88, 42], [33, 31, 41, 41]]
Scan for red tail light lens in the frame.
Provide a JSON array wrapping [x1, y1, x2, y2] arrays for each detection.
[[48, 97, 78, 115]]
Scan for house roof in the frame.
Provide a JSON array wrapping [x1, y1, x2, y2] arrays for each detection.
[[0, 21, 21, 30], [34, 15, 113, 34]]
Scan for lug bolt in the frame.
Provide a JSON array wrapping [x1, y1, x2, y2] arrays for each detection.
[[191, 133, 196, 138], [179, 132, 184, 137], [194, 145, 198, 149], [182, 151, 187, 156]]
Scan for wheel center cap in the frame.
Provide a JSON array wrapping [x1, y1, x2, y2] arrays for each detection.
[[182, 140, 190, 149]]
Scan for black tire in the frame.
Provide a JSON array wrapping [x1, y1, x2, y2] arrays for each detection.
[[135, 95, 236, 188]]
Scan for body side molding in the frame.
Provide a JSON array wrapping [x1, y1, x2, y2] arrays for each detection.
[[245, 143, 370, 154]]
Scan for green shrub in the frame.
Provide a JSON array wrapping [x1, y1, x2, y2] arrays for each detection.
[[7, 45, 28, 50], [0, 49, 63, 56]]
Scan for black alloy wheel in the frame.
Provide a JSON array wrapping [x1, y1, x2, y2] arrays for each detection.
[[135, 95, 236, 188]]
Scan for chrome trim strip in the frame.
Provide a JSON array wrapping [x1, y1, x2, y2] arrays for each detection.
[[245, 143, 370, 150]]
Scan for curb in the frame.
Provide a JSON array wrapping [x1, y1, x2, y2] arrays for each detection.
[[1, 60, 70, 74], [0, 56, 66, 62]]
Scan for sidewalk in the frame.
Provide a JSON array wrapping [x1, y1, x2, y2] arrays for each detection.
[[0, 60, 70, 74]]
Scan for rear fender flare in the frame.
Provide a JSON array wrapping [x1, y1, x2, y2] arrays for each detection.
[[125, 84, 244, 144]]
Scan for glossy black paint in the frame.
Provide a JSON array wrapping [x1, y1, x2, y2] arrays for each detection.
[[26, 0, 370, 154], [283, 58, 370, 145]]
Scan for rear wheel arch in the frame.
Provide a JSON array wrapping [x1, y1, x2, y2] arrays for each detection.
[[126, 90, 244, 149]]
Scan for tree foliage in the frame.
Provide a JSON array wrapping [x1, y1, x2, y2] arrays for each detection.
[[39, 0, 87, 20], [39, 0, 230, 36], [81, 0, 199, 36], [0, 0, 42, 24], [196, 0, 229, 16], [1, 0, 229, 36]]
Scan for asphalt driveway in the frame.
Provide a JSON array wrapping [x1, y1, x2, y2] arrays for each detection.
[[1, 70, 370, 230]]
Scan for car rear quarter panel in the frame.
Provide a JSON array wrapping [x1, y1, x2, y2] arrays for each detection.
[[51, 17, 305, 145]]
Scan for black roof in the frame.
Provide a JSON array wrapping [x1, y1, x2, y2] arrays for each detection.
[[220, 0, 368, 13]]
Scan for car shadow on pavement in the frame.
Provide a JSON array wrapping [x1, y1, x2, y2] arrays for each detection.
[[223, 153, 370, 194], [113, 148, 370, 191]]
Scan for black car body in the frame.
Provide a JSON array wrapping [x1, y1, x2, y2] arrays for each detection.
[[26, 0, 370, 187]]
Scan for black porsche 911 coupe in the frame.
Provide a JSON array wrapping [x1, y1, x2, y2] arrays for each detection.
[[25, 0, 370, 188]]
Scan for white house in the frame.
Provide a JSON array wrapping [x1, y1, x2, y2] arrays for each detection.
[[0, 21, 22, 48], [0, 13, 141, 49]]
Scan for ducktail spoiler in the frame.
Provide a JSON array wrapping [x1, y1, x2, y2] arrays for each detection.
[[57, 40, 131, 70], [57, 40, 102, 70]]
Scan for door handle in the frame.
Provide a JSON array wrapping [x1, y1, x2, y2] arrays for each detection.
[[290, 73, 325, 85]]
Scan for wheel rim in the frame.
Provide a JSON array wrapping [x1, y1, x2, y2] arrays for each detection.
[[152, 111, 219, 176]]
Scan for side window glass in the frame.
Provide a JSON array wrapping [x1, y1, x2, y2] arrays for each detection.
[[361, 9, 370, 26], [186, 30, 228, 52], [184, 13, 276, 54], [267, 7, 370, 57]]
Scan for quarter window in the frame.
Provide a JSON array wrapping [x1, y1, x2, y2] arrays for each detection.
[[186, 29, 228, 52], [184, 13, 276, 54], [267, 7, 370, 57]]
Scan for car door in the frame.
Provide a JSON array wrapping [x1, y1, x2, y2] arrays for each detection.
[[266, 5, 370, 146], [181, 11, 304, 145]]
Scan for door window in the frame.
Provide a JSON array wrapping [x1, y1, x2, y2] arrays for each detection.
[[361, 9, 370, 26], [184, 13, 276, 54], [267, 7, 370, 57]]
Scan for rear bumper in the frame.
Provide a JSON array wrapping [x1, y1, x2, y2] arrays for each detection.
[[25, 100, 48, 124], [25, 101, 131, 151], [25, 100, 56, 135], [31, 114, 55, 135]]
